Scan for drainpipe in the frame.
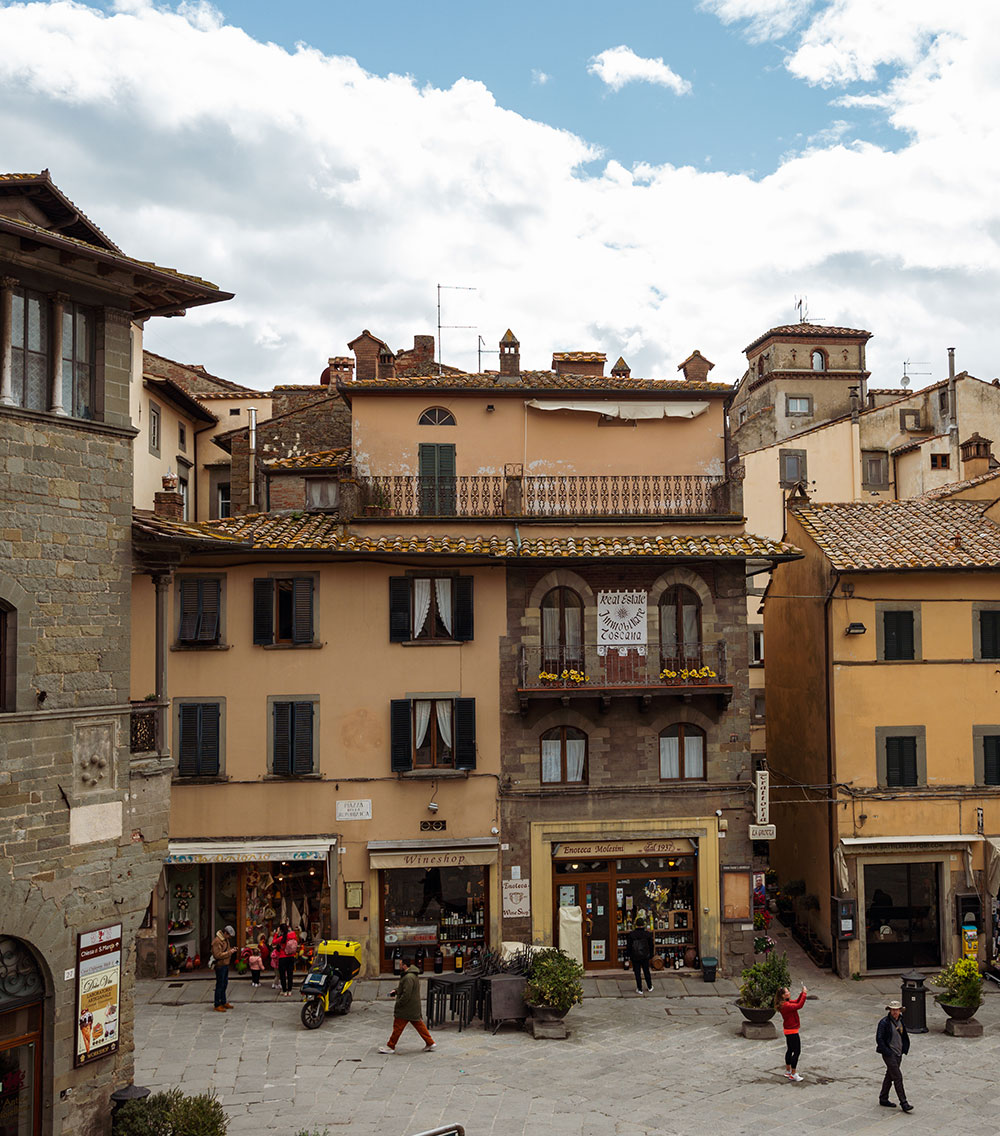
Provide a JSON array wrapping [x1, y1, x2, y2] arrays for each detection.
[[248, 407, 257, 510], [824, 570, 842, 974]]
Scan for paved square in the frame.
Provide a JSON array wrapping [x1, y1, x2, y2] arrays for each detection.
[[134, 967, 998, 1136]]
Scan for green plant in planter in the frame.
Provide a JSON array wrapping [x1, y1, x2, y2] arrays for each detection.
[[524, 948, 584, 1013], [113, 1089, 228, 1136], [931, 958, 983, 1009], [738, 950, 790, 1009]]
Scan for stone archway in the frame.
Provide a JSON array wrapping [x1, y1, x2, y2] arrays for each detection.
[[0, 936, 46, 1136]]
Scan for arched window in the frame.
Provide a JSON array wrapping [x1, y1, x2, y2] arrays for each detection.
[[659, 724, 705, 781], [810, 350, 825, 372], [541, 587, 583, 670], [418, 407, 456, 426], [540, 726, 588, 784], [660, 586, 701, 669], [0, 600, 14, 713]]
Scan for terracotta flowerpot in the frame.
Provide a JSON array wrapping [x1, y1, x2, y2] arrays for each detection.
[[737, 1005, 776, 1024], [938, 1002, 979, 1021]]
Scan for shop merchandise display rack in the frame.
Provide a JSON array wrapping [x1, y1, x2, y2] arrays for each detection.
[[616, 879, 697, 969]]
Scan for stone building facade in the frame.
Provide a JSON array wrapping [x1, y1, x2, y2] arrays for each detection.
[[0, 171, 229, 1135]]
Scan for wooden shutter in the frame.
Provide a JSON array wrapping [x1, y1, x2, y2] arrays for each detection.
[[178, 579, 200, 642], [984, 736, 1000, 786], [980, 611, 1000, 659], [291, 578, 314, 644], [199, 579, 220, 642], [454, 697, 477, 770], [883, 611, 914, 660], [291, 701, 314, 774], [453, 576, 474, 641], [886, 736, 917, 786], [177, 703, 201, 776], [418, 444, 437, 515], [200, 703, 221, 776], [390, 699, 413, 772], [389, 577, 412, 642], [253, 579, 274, 645], [273, 701, 291, 774], [437, 443, 457, 516]]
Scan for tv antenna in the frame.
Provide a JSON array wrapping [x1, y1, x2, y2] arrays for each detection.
[[901, 359, 930, 389], [437, 284, 477, 374], [477, 335, 499, 373], [793, 296, 824, 325]]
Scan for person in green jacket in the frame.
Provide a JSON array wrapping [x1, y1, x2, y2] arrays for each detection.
[[379, 955, 436, 1053]]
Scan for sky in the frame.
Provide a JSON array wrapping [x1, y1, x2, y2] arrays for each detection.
[[0, 0, 998, 391]]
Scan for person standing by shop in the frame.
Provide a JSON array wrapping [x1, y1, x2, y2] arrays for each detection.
[[776, 985, 807, 1080], [211, 926, 235, 1012], [248, 946, 263, 987], [876, 999, 913, 1111], [277, 924, 299, 997], [626, 917, 655, 994], [379, 954, 436, 1053]]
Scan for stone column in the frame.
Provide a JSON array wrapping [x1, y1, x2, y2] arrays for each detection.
[[50, 291, 68, 416], [152, 572, 172, 755], [0, 275, 16, 406]]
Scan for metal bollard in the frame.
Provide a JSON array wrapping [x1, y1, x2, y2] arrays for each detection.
[[900, 970, 928, 1034]]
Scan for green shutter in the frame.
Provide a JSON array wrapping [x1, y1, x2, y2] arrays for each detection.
[[454, 697, 476, 770], [291, 701, 314, 774], [273, 701, 291, 775], [291, 578, 314, 644], [253, 579, 274, 645], [453, 576, 474, 642], [984, 736, 1000, 786], [886, 736, 917, 787], [199, 579, 221, 642], [178, 704, 200, 776], [980, 611, 1000, 659], [389, 577, 412, 642], [390, 699, 413, 772], [178, 579, 200, 642], [200, 703, 221, 776]]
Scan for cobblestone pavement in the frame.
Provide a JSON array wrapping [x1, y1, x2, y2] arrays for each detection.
[[135, 931, 999, 1136]]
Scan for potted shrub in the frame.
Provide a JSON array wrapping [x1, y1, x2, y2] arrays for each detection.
[[931, 957, 983, 1021], [524, 948, 584, 1021], [737, 950, 790, 1024]]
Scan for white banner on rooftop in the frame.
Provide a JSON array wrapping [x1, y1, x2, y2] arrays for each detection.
[[526, 399, 709, 420]]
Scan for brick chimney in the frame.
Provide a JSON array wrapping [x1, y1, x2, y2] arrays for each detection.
[[154, 473, 184, 520], [411, 335, 435, 366], [960, 432, 993, 478], [677, 350, 715, 383], [378, 345, 396, 379], [610, 356, 631, 378], [348, 330, 389, 381], [500, 329, 520, 378], [323, 357, 354, 385], [552, 352, 606, 378]]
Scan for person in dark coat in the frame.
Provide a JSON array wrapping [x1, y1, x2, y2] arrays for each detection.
[[876, 999, 913, 1111], [626, 917, 655, 994], [379, 954, 436, 1053]]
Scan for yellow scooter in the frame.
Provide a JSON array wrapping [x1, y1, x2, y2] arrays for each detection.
[[300, 939, 362, 1029]]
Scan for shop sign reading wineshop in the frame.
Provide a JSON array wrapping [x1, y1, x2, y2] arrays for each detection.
[[597, 590, 647, 656]]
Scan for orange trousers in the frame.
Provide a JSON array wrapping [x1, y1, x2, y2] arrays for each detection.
[[386, 1017, 434, 1048]]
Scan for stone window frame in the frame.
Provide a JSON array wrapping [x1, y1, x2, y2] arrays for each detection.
[[539, 724, 589, 785], [751, 692, 766, 724], [266, 694, 321, 777], [178, 420, 187, 452], [658, 723, 707, 782], [972, 603, 1000, 660], [148, 399, 161, 457], [0, 599, 14, 713], [173, 696, 228, 780], [0, 572, 30, 713], [173, 573, 228, 650], [778, 448, 807, 489], [972, 726, 1000, 786], [861, 449, 890, 490], [899, 408, 923, 432], [208, 468, 231, 520], [253, 571, 321, 648], [785, 394, 813, 417], [810, 348, 827, 372], [749, 626, 764, 666], [874, 725, 926, 788], [875, 602, 921, 662]]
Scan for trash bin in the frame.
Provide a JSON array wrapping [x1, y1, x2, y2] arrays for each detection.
[[701, 957, 718, 983], [900, 970, 928, 1034]]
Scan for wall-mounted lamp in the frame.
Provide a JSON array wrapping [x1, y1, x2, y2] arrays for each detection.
[[427, 800, 439, 813], [845, 622, 867, 635], [485, 404, 496, 413]]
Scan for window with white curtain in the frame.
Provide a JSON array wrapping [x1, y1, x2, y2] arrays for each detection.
[[540, 726, 587, 784], [541, 587, 583, 670], [659, 725, 705, 781], [412, 577, 453, 639], [413, 699, 454, 767]]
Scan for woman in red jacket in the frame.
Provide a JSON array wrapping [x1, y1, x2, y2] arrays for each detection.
[[776, 984, 808, 1081]]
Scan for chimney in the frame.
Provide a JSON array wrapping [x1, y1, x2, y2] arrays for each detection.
[[551, 352, 606, 378], [499, 329, 520, 378], [154, 472, 184, 520], [960, 432, 993, 479], [411, 335, 435, 366], [378, 345, 396, 380], [677, 350, 715, 383], [611, 356, 631, 378], [323, 357, 354, 385], [248, 407, 257, 509]]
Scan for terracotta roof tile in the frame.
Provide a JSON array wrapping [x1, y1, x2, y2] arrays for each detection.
[[264, 449, 351, 471], [920, 468, 1000, 499], [552, 352, 607, 363], [744, 323, 871, 354], [791, 499, 1000, 570], [339, 371, 730, 395]]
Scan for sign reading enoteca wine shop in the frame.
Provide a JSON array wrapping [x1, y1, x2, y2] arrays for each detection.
[[597, 591, 647, 655]]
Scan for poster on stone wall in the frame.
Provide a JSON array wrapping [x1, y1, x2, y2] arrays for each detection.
[[597, 591, 647, 656], [74, 923, 121, 1067]]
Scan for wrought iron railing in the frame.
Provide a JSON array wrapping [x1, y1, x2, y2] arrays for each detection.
[[356, 474, 729, 518], [518, 642, 728, 690], [130, 703, 159, 754]]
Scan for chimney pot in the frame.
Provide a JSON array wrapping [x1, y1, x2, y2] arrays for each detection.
[[499, 329, 520, 379]]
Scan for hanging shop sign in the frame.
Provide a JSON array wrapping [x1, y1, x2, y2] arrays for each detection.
[[502, 879, 531, 919], [749, 824, 776, 841], [754, 770, 770, 824], [74, 924, 121, 1068], [336, 799, 372, 821], [553, 838, 695, 859], [597, 591, 647, 656]]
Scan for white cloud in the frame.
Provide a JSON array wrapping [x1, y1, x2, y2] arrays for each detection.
[[0, 2, 998, 395], [587, 45, 692, 95], [531, 69, 550, 85]]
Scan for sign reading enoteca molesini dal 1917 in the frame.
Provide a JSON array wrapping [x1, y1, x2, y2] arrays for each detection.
[[597, 591, 647, 655]]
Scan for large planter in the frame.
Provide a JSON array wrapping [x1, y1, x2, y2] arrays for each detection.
[[937, 1002, 979, 1021], [527, 1004, 570, 1022], [737, 1005, 776, 1024]]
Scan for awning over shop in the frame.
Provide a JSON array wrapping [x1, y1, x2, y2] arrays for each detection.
[[367, 838, 498, 870], [840, 835, 982, 850], [165, 838, 336, 864], [526, 399, 709, 420]]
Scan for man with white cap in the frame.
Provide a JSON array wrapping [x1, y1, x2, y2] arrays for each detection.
[[211, 926, 236, 1012], [875, 999, 913, 1111]]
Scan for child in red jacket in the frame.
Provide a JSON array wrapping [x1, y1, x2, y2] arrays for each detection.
[[776, 985, 808, 1081]]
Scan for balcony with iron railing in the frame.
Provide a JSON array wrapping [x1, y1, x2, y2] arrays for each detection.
[[355, 473, 733, 519], [516, 642, 731, 713]]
